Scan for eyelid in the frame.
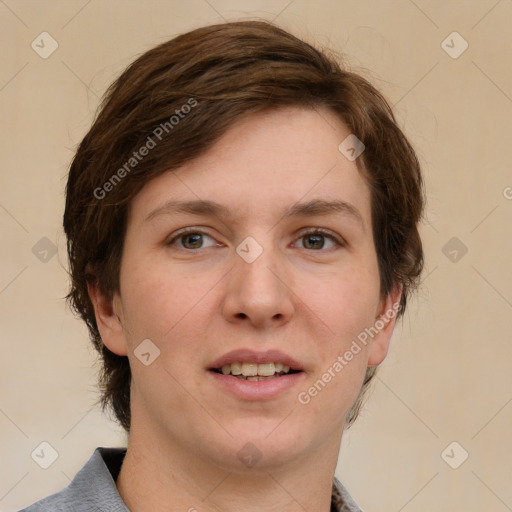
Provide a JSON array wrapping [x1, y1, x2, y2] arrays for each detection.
[[166, 227, 220, 247], [166, 226, 346, 251], [293, 227, 346, 249]]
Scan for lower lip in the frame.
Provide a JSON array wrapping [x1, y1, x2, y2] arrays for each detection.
[[208, 371, 305, 401]]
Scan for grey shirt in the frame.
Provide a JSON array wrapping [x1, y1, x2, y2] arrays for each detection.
[[19, 447, 362, 512]]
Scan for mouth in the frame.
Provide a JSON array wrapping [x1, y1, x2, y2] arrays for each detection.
[[210, 362, 302, 381], [207, 349, 305, 398]]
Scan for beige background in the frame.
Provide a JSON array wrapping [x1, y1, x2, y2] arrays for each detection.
[[1, 0, 511, 510]]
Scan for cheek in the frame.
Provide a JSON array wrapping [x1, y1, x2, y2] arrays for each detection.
[[293, 261, 380, 342], [119, 255, 222, 354], [120, 265, 214, 401], [119, 273, 174, 341], [292, 261, 379, 412]]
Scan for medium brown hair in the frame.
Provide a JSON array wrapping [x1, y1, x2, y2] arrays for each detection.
[[64, 20, 424, 432]]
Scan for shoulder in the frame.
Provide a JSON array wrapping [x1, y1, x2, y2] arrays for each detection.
[[17, 485, 99, 512], [18, 447, 128, 512]]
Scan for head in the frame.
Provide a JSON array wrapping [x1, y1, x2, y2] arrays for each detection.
[[64, 20, 423, 464]]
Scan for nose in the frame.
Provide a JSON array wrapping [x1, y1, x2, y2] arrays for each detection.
[[221, 241, 295, 329]]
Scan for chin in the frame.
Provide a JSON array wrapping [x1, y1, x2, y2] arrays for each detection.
[[211, 419, 313, 471]]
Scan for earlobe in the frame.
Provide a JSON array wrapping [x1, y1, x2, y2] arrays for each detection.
[[367, 285, 402, 367], [86, 274, 128, 357]]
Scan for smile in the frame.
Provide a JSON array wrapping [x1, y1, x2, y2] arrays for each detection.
[[211, 362, 301, 381]]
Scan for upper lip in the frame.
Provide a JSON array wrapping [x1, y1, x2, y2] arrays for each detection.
[[208, 349, 304, 371]]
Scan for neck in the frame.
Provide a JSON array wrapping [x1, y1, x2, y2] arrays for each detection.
[[116, 417, 342, 512]]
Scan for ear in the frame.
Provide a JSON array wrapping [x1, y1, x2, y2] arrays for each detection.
[[367, 284, 402, 367], [86, 268, 128, 356]]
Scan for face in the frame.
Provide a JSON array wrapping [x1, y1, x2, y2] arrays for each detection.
[[93, 106, 399, 472]]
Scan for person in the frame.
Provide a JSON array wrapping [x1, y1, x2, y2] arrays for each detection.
[[20, 19, 424, 512]]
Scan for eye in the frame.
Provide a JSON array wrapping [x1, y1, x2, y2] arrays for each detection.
[[294, 229, 343, 251], [166, 227, 344, 251], [167, 229, 219, 250]]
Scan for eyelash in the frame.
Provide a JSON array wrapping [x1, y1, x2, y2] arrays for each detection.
[[166, 227, 345, 251]]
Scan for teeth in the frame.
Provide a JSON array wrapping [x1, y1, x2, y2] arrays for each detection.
[[231, 362, 243, 375], [257, 363, 275, 376], [241, 363, 258, 376], [216, 362, 294, 377]]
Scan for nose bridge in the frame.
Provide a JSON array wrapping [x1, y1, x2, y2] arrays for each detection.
[[223, 234, 294, 326], [239, 242, 279, 294]]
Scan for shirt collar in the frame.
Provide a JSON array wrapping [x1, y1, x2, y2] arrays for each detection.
[[331, 476, 363, 511]]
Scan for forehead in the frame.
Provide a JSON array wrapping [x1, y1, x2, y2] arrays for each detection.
[[129, 106, 371, 228]]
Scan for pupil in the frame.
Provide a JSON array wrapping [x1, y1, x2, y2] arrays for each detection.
[[304, 234, 324, 249], [183, 233, 202, 248]]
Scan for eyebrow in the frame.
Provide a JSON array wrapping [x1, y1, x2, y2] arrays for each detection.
[[145, 198, 365, 230]]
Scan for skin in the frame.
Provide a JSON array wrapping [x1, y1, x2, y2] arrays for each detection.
[[88, 106, 401, 511]]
